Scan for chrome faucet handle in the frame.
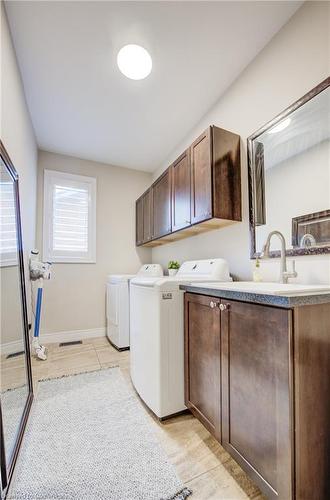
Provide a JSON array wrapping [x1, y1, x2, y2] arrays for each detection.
[[262, 230, 297, 284], [283, 260, 298, 280]]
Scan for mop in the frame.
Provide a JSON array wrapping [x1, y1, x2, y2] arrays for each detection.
[[29, 250, 52, 361]]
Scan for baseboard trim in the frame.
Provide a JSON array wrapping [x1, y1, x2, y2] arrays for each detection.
[[1, 327, 106, 355], [1, 340, 24, 356], [41, 327, 106, 344]]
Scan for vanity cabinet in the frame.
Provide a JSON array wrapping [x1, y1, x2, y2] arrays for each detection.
[[221, 300, 292, 500], [152, 167, 172, 239], [136, 125, 241, 247], [184, 292, 330, 500], [171, 150, 191, 232], [184, 293, 221, 441]]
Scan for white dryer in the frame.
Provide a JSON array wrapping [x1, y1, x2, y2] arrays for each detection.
[[106, 264, 163, 350], [129, 259, 231, 418]]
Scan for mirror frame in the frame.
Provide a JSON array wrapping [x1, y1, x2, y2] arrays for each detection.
[[247, 76, 330, 259], [0, 141, 33, 496]]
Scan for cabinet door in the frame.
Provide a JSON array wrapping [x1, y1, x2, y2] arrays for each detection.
[[143, 189, 152, 242], [136, 196, 144, 246], [184, 293, 221, 440], [212, 126, 241, 221], [171, 150, 191, 232], [190, 127, 212, 224], [152, 168, 171, 239], [221, 300, 292, 500]]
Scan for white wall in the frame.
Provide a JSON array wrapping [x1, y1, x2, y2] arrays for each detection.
[[37, 151, 152, 336], [152, 1, 330, 285], [1, 5, 38, 344]]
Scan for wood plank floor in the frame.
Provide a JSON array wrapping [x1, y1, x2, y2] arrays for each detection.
[[2, 337, 265, 500]]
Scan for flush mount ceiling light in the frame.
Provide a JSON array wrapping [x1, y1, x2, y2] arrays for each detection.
[[117, 44, 152, 80], [268, 117, 291, 134]]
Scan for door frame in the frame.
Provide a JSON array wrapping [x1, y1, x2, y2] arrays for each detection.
[[0, 141, 34, 498]]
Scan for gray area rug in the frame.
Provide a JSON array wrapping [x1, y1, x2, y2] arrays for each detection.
[[1, 385, 28, 460], [9, 368, 192, 500]]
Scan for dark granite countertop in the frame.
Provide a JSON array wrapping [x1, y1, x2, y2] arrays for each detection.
[[179, 284, 330, 308]]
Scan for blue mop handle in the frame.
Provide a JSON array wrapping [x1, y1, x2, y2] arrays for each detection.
[[33, 283, 43, 338]]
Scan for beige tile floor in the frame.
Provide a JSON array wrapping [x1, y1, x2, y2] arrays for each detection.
[[3, 337, 265, 500]]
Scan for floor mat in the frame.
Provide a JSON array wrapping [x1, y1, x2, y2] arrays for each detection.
[[9, 367, 192, 500]]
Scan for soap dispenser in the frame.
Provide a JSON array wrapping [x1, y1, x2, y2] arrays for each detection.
[[253, 257, 262, 282]]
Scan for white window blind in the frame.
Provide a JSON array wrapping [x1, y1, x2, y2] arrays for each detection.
[[0, 179, 18, 267], [43, 170, 96, 263]]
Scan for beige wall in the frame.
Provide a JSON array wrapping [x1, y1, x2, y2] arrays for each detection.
[[152, 1, 330, 285], [37, 151, 152, 335], [255, 140, 330, 252], [1, 5, 37, 345]]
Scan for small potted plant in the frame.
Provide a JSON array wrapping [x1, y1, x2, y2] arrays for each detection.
[[168, 260, 180, 276]]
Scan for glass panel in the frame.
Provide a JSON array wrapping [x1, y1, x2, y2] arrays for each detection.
[[252, 85, 330, 253], [53, 184, 89, 253], [0, 158, 29, 466]]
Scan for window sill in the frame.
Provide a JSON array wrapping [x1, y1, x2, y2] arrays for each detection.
[[0, 260, 18, 268]]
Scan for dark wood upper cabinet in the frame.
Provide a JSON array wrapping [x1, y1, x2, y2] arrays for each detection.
[[142, 188, 153, 242], [152, 167, 172, 239], [212, 126, 241, 221], [191, 126, 241, 224], [171, 150, 191, 232], [136, 189, 153, 245], [136, 196, 144, 246], [190, 128, 212, 224], [221, 300, 292, 500], [184, 293, 221, 441], [135, 124, 241, 247]]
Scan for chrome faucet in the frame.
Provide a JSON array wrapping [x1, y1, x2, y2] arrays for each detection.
[[261, 230, 298, 284], [300, 233, 316, 248]]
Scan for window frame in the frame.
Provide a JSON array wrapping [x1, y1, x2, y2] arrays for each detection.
[[43, 169, 96, 264], [0, 178, 18, 267]]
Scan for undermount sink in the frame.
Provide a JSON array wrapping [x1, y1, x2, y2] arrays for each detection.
[[193, 281, 330, 296]]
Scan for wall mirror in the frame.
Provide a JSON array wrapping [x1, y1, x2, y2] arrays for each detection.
[[248, 77, 330, 258], [0, 141, 33, 494]]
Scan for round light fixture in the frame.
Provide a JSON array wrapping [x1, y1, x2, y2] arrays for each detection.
[[117, 44, 152, 80]]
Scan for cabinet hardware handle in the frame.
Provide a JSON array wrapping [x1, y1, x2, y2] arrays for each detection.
[[210, 301, 217, 308], [219, 303, 230, 311]]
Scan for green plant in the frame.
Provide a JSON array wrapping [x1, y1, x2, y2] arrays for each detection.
[[168, 260, 180, 270]]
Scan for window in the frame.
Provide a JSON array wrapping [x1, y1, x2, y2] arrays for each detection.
[[43, 170, 96, 263], [0, 175, 18, 267]]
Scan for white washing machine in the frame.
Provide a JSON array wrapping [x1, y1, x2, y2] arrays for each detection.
[[129, 259, 231, 418], [106, 264, 163, 350]]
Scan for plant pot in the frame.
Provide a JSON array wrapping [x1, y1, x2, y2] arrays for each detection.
[[168, 269, 178, 276]]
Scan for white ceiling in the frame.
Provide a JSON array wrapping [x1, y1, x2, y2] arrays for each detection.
[[5, 1, 302, 172]]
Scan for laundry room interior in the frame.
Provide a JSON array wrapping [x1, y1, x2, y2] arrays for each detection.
[[1, 1, 330, 499]]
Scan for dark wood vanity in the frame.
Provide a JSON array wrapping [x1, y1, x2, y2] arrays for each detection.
[[135, 125, 241, 247], [183, 288, 330, 500]]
